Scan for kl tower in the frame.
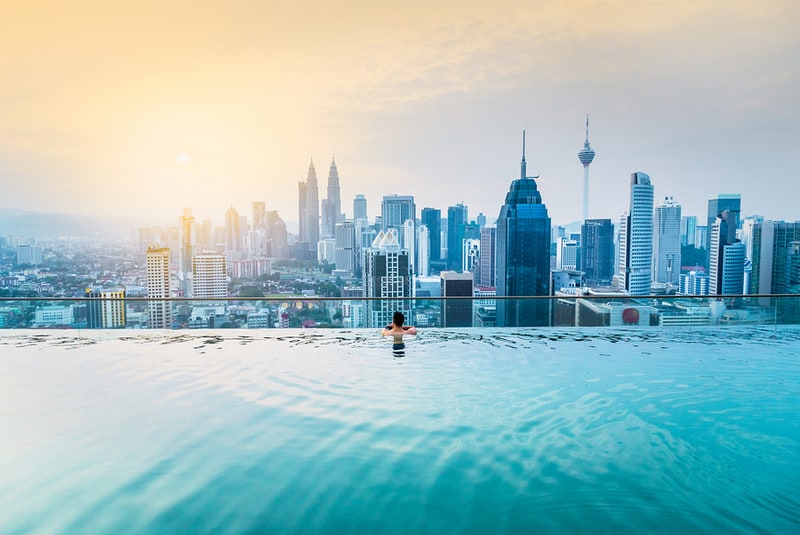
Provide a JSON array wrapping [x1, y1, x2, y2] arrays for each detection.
[[578, 115, 596, 222]]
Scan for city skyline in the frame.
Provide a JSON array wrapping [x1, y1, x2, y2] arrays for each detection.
[[1, 1, 798, 229]]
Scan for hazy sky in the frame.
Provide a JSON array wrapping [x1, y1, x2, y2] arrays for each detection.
[[1, 0, 798, 231]]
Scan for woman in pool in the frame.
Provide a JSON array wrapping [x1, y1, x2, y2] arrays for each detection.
[[381, 311, 417, 352]]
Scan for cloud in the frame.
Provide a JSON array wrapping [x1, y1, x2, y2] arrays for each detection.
[[0, 1, 798, 223]]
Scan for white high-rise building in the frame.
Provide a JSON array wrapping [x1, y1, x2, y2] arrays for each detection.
[[557, 237, 579, 270], [462, 238, 480, 273], [146, 246, 172, 329], [478, 227, 496, 287], [16, 244, 43, 265], [192, 254, 227, 299], [318, 238, 336, 264], [680, 270, 709, 296], [740, 215, 764, 295], [403, 218, 416, 275], [417, 224, 430, 277], [618, 172, 654, 296], [335, 221, 357, 274], [652, 197, 682, 285], [363, 229, 411, 328], [709, 211, 745, 296]]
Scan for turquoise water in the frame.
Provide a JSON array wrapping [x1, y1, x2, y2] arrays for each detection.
[[1, 328, 799, 534]]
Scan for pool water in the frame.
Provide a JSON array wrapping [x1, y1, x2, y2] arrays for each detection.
[[1, 327, 799, 534]]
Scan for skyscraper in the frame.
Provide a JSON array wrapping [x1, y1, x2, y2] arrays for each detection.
[[709, 209, 744, 296], [462, 238, 480, 273], [653, 196, 682, 285], [478, 226, 496, 287], [224, 205, 241, 261], [192, 253, 228, 299], [321, 157, 342, 239], [252, 201, 266, 231], [271, 218, 289, 259], [681, 215, 697, 246], [581, 219, 614, 286], [440, 271, 474, 327], [577, 115, 596, 222], [421, 207, 442, 264], [178, 208, 195, 297], [417, 224, 430, 277], [197, 219, 213, 251], [146, 246, 172, 329], [447, 203, 468, 272], [258, 210, 277, 256], [381, 195, 415, 249], [403, 219, 416, 275], [706, 194, 741, 267], [556, 237, 579, 270], [299, 159, 320, 253], [778, 240, 800, 323], [496, 131, 552, 327], [16, 243, 43, 266], [86, 288, 126, 328], [707, 194, 741, 233], [251, 201, 266, 257], [785, 242, 800, 321], [334, 221, 356, 274], [298, 180, 307, 245], [363, 229, 411, 328], [740, 215, 763, 295], [748, 220, 800, 300], [618, 172, 654, 296], [353, 194, 367, 221]]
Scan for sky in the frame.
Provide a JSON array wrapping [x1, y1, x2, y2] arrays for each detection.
[[1, 0, 798, 232]]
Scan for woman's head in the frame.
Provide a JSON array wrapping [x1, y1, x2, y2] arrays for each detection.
[[393, 311, 405, 327]]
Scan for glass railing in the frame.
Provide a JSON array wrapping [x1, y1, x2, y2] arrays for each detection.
[[0, 294, 798, 329]]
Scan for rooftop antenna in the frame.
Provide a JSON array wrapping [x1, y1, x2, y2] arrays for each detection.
[[521, 130, 527, 179], [585, 114, 590, 143]]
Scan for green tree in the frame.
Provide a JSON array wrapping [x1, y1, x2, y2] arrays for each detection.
[[681, 245, 706, 268], [239, 286, 265, 298]]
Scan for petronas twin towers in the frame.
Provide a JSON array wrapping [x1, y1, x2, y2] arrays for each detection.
[[298, 157, 342, 253]]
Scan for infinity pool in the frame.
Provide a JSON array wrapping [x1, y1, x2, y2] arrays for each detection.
[[1, 327, 799, 534]]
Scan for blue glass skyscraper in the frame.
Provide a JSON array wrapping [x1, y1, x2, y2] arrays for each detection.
[[581, 219, 614, 285], [496, 132, 552, 327], [421, 207, 441, 262], [447, 203, 468, 272]]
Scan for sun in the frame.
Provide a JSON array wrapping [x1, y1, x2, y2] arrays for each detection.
[[177, 153, 190, 164]]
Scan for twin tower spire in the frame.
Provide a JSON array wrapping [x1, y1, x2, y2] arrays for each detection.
[[305, 156, 340, 200], [299, 156, 342, 250]]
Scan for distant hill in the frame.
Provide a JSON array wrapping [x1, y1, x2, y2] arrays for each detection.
[[0, 209, 139, 239], [559, 220, 583, 236]]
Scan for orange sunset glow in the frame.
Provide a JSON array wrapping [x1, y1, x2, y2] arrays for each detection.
[[1, 0, 798, 228]]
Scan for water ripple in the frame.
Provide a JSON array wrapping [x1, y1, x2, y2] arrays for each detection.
[[1, 327, 799, 533]]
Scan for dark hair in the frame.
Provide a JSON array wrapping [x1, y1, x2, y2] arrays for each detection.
[[393, 311, 405, 327]]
